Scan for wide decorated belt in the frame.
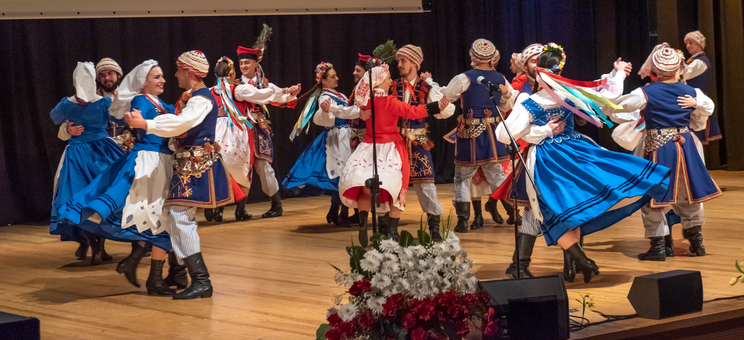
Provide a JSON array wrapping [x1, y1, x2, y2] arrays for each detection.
[[111, 130, 134, 151], [173, 142, 221, 179], [644, 126, 689, 153], [401, 127, 432, 148], [251, 110, 271, 130], [456, 110, 500, 139]]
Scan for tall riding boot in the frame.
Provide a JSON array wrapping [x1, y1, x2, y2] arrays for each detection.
[[75, 235, 89, 260], [565, 243, 600, 284], [512, 234, 536, 279], [262, 193, 283, 218], [428, 214, 442, 242], [358, 211, 369, 247], [683, 225, 706, 256], [163, 252, 188, 289], [234, 197, 253, 221], [506, 248, 517, 277], [204, 209, 214, 222], [173, 253, 213, 300], [377, 213, 390, 236], [337, 205, 352, 227], [484, 197, 504, 224], [562, 249, 576, 283], [116, 242, 147, 287], [387, 217, 400, 241], [453, 202, 470, 233], [146, 259, 176, 296], [664, 225, 675, 257], [87, 233, 103, 265], [638, 237, 666, 261], [470, 200, 484, 230], [349, 208, 360, 225], [212, 206, 224, 222], [99, 237, 113, 262], [326, 202, 340, 224], [503, 200, 521, 226]]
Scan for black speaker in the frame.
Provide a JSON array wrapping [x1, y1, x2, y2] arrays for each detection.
[[628, 269, 703, 319], [479, 275, 569, 340], [0, 311, 40, 340]]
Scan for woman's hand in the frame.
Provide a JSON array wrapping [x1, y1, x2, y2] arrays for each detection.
[[124, 109, 147, 129], [547, 117, 566, 135], [66, 121, 84, 136], [438, 97, 450, 111], [360, 110, 371, 120], [286, 83, 301, 96], [677, 94, 697, 108], [614, 57, 631, 76], [420, 71, 432, 80], [320, 99, 331, 113]]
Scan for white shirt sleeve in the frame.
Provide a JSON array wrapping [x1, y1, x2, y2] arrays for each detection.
[[426, 84, 455, 119], [58, 122, 71, 141], [268, 82, 297, 103], [440, 74, 470, 102], [683, 59, 708, 81], [581, 69, 626, 100], [607, 87, 648, 115], [233, 83, 295, 104], [145, 95, 213, 137], [499, 78, 518, 112], [330, 102, 360, 119], [313, 94, 336, 127], [495, 101, 547, 144]]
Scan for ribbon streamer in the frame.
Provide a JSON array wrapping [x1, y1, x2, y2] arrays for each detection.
[[289, 91, 320, 141], [536, 73, 601, 127]]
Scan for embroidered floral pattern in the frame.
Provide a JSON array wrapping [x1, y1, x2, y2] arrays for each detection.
[[410, 150, 434, 179]]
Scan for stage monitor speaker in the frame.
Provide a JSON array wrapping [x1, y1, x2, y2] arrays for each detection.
[[627, 269, 703, 319], [0, 311, 40, 340], [479, 275, 569, 340]]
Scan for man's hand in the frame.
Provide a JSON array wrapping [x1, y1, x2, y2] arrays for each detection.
[[321, 98, 331, 113], [360, 110, 371, 120], [420, 71, 432, 80], [285, 83, 301, 97], [124, 109, 147, 130], [438, 97, 450, 111], [677, 94, 697, 108], [614, 57, 631, 76], [66, 121, 84, 136], [547, 117, 566, 135]]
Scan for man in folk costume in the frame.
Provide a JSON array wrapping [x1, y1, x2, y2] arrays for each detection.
[[608, 47, 720, 261], [125, 50, 232, 299], [439, 39, 517, 233], [233, 25, 301, 219], [389, 44, 455, 241], [683, 30, 721, 145]]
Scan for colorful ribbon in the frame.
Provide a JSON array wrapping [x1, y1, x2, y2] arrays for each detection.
[[536, 72, 601, 127], [289, 91, 320, 141]]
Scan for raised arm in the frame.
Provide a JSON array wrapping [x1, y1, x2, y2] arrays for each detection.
[[439, 74, 470, 102], [606, 87, 648, 117], [234, 83, 295, 104], [426, 84, 456, 119]]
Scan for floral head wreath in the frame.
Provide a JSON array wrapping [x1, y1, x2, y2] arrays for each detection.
[[315, 62, 334, 83], [542, 42, 566, 72], [217, 56, 236, 78]]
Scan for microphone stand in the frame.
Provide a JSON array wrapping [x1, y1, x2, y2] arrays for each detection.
[[364, 61, 380, 235], [485, 86, 540, 280]]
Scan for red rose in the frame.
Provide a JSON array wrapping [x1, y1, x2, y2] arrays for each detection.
[[337, 321, 356, 337], [411, 327, 430, 340], [416, 297, 435, 321], [402, 312, 417, 329], [349, 278, 372, 297], [327, 313, 342, 326], [382, 293, 404, 317], [356, 310, 375, 330]]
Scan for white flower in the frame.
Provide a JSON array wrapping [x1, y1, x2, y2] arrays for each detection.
[[360, 257, 381, 273], [367, 249, 384, 261], [460, 275, 478, 293], [371, 274, 392, 290], [379, 239, 400, 253], [327, 307, 339, 318], [367, 296, 385, 314], [380, 260, 400, 276], [410, 245, 427, 257], [338, 302, 359, 322]]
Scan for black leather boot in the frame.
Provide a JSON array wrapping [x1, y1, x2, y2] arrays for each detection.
[[505, 248, 516, 277], [348, 208, 360, 225], [146, 259, 176, 296], [665, 225, 675, 257], [87, 233, 103, 265], [470, 200, 484, 230], [99, 237, 113, 262], [638, 237, 666, 261], [562, 249, 576, 283], [565, 243, 600, 284], [358, 211, 369, 247], [503, 200, 521, 226], [204, 209, 214, 222], [326, 202, 340, 224], [454, 202, 470, 233], [683, 225, 706, 256], [484, 197, 504, 224], [428, 214, 442, 242], [337, 205, 352, 227], [212, 206, 224, 222], [116, 242, 147, 288], [234, 197, 253, 221], [377, 213, 390, 236], [512, 234, 536, 279], [387, 217, 400, 241], [163, 252, 188, 289], [75, 236, 89, 260], [173, 253, 213, 300], [262, 193, 283, 218]]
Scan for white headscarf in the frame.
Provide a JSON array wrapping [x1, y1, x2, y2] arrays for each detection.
[[638, 43, 672, 79], [354, 64, 390, 108], [110, 59, 159, 119], [72, 62, 101, 103]]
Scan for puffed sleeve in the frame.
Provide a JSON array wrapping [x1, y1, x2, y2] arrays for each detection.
[[145, 95, 213, 137]]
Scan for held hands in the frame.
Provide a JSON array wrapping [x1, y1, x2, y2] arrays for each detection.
[[677, 94, 697, 108], [360, 110, 371, 121], [614, 57, 632, 77], [420, 72, 432, 80], [548, 117, 566, 135], [124, 109, 147, 129], [321, 98, 331, 113], [284, 83, 301, 97], [66, 121, 84, 136], [438, 97, 450, 111]]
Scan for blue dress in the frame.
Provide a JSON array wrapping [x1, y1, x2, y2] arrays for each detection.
[[521, 98, 671, 246], [58, 95, 174, 251], [283, 92, 349, 203], [50, 97, 125, 242]]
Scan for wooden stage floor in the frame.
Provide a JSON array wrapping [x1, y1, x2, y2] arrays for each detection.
[[1, 170, 743, 339]]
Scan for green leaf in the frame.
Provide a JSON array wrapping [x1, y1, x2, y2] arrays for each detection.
[[371, 232, 385, 250], [417, 228, 432, 247], [347, 246, 367, 274], [329, 263, 343, 272], [316, 323, 330, 340], [736, 260, 744, 274], [399, 230, 415, 247]]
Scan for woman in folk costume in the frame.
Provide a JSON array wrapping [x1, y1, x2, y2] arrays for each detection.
[[495, 44, 671, 283], [284, 62, 360, 223], [58, 60, 182, 295], [49, 62, 126, 263], [607, 47, 719, 261], [339, 65, 448, 246], [204, 57, 252, 222]]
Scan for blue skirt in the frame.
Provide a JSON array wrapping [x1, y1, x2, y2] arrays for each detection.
[[51, 138, 125, 242], [534, 135, 671, 246], [58, 151, 172, 252], [283, 129, 340, 201]]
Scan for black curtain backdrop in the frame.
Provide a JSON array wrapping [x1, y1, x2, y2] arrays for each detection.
[[1, 0, 740, 226]]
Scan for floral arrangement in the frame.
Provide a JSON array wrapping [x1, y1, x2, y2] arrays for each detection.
[[541, 42, 566, 71], [317, 217, 497, 340], [729, 260, 744, 286]]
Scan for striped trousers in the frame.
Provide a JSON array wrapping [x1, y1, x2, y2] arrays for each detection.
[[519, 208, 542, 237], [641, 182, 703, 238], [413, 183, 443, 216], [453, 163, 506, 203], [164, 205, 201, 259], [254, 159, 280, 197]]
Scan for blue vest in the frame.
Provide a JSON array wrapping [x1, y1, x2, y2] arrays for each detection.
[[641, 82, 697, 130], [324, 92, 350, 127], [130, 95, 175, 154], [392, 78, 431, 129], [685, 53, 710, 92], [177, 87, 218, 148], [521, 98, 578, 141], [460, 69, 505, 117]]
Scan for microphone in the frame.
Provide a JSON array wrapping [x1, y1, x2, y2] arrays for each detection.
[[477, 76, 501, 93]]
